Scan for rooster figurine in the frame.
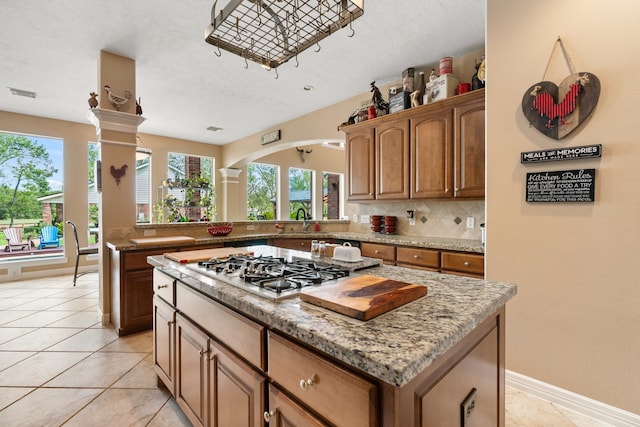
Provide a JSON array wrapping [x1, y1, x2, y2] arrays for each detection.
[[110, 164, 128, 186], [88, 92, 98, 108], [103, 85, 132, 111]]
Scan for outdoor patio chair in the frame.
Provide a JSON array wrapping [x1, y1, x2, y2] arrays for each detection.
[[3, 227, 28, 252], [65, 221, 99, 286], [38, 225, 60, 249]]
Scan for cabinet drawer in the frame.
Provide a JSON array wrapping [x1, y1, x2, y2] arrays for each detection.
[[268, 332, 377, 427], [441, 252, 484, 276], [153, 270, 175, 305], [360, 242, 396, 264], [176, 283, 265, 370], [124, 249, 166, 271], [396, 247, 440, 270]]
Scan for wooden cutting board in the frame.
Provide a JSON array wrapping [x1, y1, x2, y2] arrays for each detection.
[[129, 236, 196, 247], [164, 247, 254, 264], [300, 275, 427, 321]]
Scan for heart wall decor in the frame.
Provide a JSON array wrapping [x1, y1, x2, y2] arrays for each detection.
[[522, 72, 600, 140]]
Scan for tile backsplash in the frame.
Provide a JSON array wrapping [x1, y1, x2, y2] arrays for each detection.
[[345, 200, 485, 241]]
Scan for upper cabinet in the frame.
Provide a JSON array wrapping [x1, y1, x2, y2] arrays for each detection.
[[376, 118, 410, 199], [454, 95, 485, 198], [345, 126, 375, 200], [342, 89, 485, 201]]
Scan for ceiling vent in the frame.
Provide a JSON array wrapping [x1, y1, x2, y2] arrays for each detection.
[[8, 87, 37, 98]]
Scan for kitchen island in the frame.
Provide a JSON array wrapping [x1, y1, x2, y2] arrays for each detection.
[[148, 245, 516, 426]]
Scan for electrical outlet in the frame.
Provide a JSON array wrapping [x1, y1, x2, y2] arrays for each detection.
[[360, 215, 370, 224], [460, 388, 477, 427], [143, 229, 156, 236], [352, 214, 358, 223], [409, 218, 416, 226], [466, 217, 475, 229], [246, 224, 255, 230]]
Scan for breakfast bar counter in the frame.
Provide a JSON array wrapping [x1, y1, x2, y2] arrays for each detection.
[[148, 245, 516, 426]]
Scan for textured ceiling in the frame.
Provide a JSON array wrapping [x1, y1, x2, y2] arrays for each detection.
[[0, 0, 484, 145]]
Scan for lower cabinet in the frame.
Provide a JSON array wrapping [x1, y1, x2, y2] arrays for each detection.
[[174, 312, 266, 427], [361, 242, 484, 278], [153, 296, 175, 395], [265, 384, 327, 427], [154, 273, 504, 427]]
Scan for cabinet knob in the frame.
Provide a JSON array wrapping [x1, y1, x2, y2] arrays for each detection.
[[299, 374, 317, 391], [413, 254, 420, 259], [374, 250, 380, 254], [445, 188, 449, 193], [464, 261, 471, 267], [263, 410, 276, 422], [198, 349, 208, 357]]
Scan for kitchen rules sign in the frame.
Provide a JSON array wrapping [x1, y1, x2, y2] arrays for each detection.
[[526, 169, 595, 202]]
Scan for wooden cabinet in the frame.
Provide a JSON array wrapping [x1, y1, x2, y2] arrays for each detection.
[[346, 126, 375, 200], [397, 310, 502, 426], [454, 95, 486, 198], [360, 242, 396, 265], [376, 118, 410, 199], [343, 89, 485, 201], [171, 298, 267, 427], [268, 332, 377, 427], [209, 341, 266, 427], [396, 247, 440, 271], [176, 313, 209, 427], [265, 384, 327, 427], [269, 238, 313, 252], [441, 251, 485, 278], [110, 248, 166, 336], [153, 295, 176, 395], [411, 107, 454, 198]]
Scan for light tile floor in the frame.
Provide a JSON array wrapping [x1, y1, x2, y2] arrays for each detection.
[[0, 273, 611, 426]]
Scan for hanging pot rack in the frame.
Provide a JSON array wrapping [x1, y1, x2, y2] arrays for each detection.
[[204, 0, 364, 70]]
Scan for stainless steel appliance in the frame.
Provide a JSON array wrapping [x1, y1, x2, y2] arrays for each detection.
[[187, 255, 350, 301]]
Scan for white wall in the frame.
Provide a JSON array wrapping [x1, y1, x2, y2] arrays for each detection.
[[487, 0, 640, 414]]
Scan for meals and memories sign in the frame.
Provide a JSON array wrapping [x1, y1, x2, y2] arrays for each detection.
[[526, 169, 596, 202]]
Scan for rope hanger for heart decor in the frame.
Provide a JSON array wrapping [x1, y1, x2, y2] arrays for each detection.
[[541, 37, 576, 80], [521, 36, 601, 140]]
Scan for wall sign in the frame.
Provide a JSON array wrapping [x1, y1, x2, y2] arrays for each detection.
[[261, 129, 281, 145], [526, 169, 595, 202], [521, 144, 602, 164]]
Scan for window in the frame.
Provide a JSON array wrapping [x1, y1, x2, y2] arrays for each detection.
[[157, 152, 215, 223], [135, 148, 152, 223], [289, 167, 312, 220], [247, 163, 278, 220], [0, 132, 63, 258], [88, 143, 99, 243]]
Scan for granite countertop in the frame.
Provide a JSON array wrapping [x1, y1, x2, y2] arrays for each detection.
[[108, 231, 484, 254], [148, 246, 515, 388]]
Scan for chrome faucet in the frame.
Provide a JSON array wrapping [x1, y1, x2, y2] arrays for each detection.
[[295, 207, 311, 232]]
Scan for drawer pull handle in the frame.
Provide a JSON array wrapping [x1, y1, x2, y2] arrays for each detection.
[[263, 410, 275, 422], [299, 374, 316, 391], [464, 261, 471, 267], [374, 250, 380, 254], [413, 254, 420, 259], [199, 349, 208, 357], [158, 284, 168, 289]]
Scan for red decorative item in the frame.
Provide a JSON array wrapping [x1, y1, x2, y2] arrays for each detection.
[[521, 37, 600, 140], [207, 222, 233, 236]]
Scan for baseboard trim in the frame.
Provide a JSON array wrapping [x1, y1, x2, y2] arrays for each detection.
[[506, 370, 640, 427]]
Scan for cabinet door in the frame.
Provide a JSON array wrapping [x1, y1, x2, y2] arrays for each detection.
[[376, 119, 410, 199], [176, 314, 209, 427], [418, 328, 498, 426], [270, 238, 312, 252], [454, 97, 485, 198], [346, 127, 375, 200], [265, 384, 327, 427], [120, 268, 154, 334], [153, 296, 176, 395], [209, 341, 266, 427], [411, 108, 453, 199]]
